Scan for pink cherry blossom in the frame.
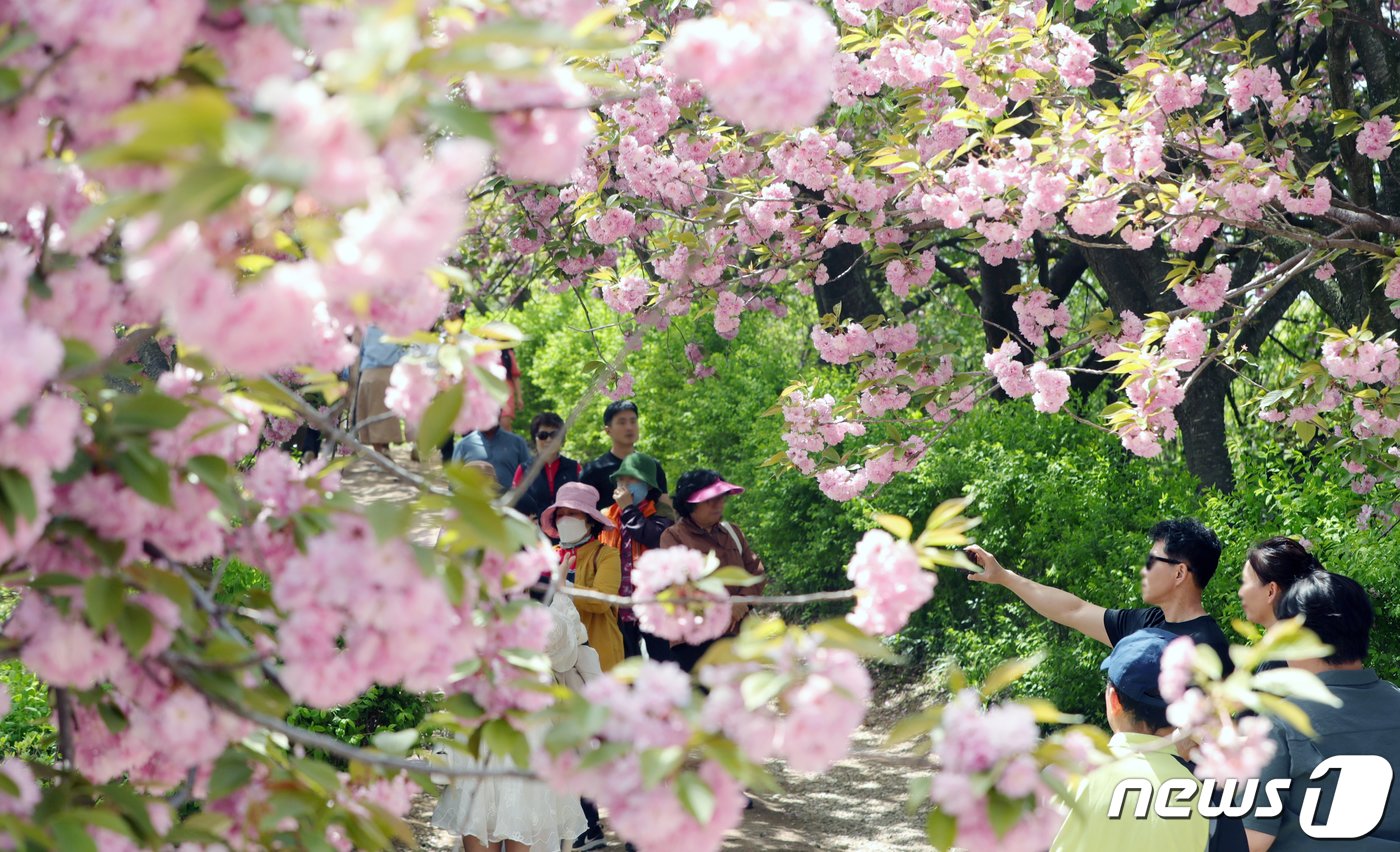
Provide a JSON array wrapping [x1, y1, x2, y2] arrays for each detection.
[[1163, 316, 1208, 371], [1177, 265, 1231, 312], [586, 208, 637, 244], [1029, 363, 1071, 413], [0, 759, 40, 817], [845, 529, 936, 636], [1190, 715, 1276, 782], [468, 70, 597, 184], [665, 0, 838, 132], [632, 547, 734, 644], [984, 341, 1034, 398], [1357, 116, 1396, 161]]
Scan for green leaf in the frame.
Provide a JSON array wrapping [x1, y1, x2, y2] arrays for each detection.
[[906, 775, 933, 816], [808, 618, 902, 663], [113, 446, 172, 506], [371, 728, 420, 755], [0, 29, 39, 64], [1256, 694, 1317, 738], [50, 815, 99, 852], [425, 101, 496, 141], [887, 707, 943, 746], [156, 161, 251, 231], [676, 770, 716, 824], [926, 808, 958, 849], [364, 501, 414, 542], [89, 87, 233, 164], [0, 67, 21, 102], [706, 566, 765, 588], [986, 792, 1022, 838], [74, 807, 138, 838], [116, 602, 155, 656], [543, 701, 609, 753], [111, 392, 190, 432], [874, 513, 913, 540], [207, 753, 253, 801], [740, 671, 791, 710], [443, 692, 486, 720], [0, 467, 36, 524], [640, 746, 685, 789], [1251, 668, 1341, 707], [84, 574, 126, 631], [980, 652, 1046, 697], [418, 384, 464, 463], [482, 719, 530, 766]]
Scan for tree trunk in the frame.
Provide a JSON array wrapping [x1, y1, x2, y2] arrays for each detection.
[[815, 241, 885, 322], [977, 259, 1022, 353], [1176, 364, 1235, 492], [1078, 243, 1239, 491]]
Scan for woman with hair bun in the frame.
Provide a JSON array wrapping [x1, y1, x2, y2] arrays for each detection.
[[1238, 536, 1327, 629]]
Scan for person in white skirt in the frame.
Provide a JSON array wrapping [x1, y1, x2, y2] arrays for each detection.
[[431, 592, 599, 851]]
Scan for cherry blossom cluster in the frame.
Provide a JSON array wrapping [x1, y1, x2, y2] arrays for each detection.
[[539, 661, 749, 852], [1159, 636, 1277, 781], [664, 0, 838, 133], [1012, 289, 1070, 347], [844, 529, 936, 636], [983, 342, 1072, 414], [272, 515, 486, 707], [781, 390, 868, 475], [631, 547, 735, 644], [68, 664, 253, 792], [925, 689, 1088, 852], [699, 632, 871, 773], [385, 337, 509, 436]]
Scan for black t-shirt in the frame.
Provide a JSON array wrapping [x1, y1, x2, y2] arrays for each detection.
[[1104, 606, 1235, 675]]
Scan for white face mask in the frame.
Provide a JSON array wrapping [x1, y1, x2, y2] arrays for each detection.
[[555, 516, 590, 545]]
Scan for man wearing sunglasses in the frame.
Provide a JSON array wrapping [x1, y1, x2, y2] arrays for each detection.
[[966, 518, 1232, 672], [511, 411, 581, 521]]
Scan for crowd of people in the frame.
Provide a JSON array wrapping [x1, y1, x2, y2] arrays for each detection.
[[970, 521, 1400, 852], [425, 399, 765, 852], [351, 342, 1397, 852]]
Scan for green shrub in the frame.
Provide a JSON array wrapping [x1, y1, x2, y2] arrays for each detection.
[[0, 659, 56, 764], [286, 686, 430, 766], [0, 589, 56, 764]]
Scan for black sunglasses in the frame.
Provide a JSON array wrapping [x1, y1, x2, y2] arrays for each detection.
[[1145, 554, 1182, 571], [535, 430, 557, 441]]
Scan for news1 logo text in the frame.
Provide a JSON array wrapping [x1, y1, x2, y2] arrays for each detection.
[[1108, 755, 1395, 839]]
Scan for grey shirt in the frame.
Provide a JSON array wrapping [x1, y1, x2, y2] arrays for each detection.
[[1244, 668, 1400, 849], [452, 428, 530, 489]]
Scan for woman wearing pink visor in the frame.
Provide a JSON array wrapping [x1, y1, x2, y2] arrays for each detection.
[[659, 469, 767, 672]]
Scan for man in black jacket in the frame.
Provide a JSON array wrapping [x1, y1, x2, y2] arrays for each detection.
[[580, 400, 667, 510]]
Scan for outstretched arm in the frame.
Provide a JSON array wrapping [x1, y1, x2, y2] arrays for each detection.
[[965, 545, 1110, 646]]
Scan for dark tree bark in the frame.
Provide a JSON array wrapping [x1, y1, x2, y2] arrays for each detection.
[[814, 241, 885, 322], [1076, 242, 1246, 491], [977, 258, 1022, 353]]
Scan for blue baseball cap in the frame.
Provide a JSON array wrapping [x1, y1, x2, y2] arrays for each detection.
[[1101, 628, 1179, 709]]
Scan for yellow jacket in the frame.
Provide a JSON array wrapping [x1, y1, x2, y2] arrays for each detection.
[[569, 538, 624, 671]]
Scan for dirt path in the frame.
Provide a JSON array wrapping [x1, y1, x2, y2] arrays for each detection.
[[341, 452, 929, 852]]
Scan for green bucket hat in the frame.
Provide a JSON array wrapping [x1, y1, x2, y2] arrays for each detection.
[[610, 453, 661, 491]]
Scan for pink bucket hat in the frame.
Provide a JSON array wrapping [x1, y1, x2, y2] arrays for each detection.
[[540, 481, 615, 539], [686, 479, 745, 503]]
